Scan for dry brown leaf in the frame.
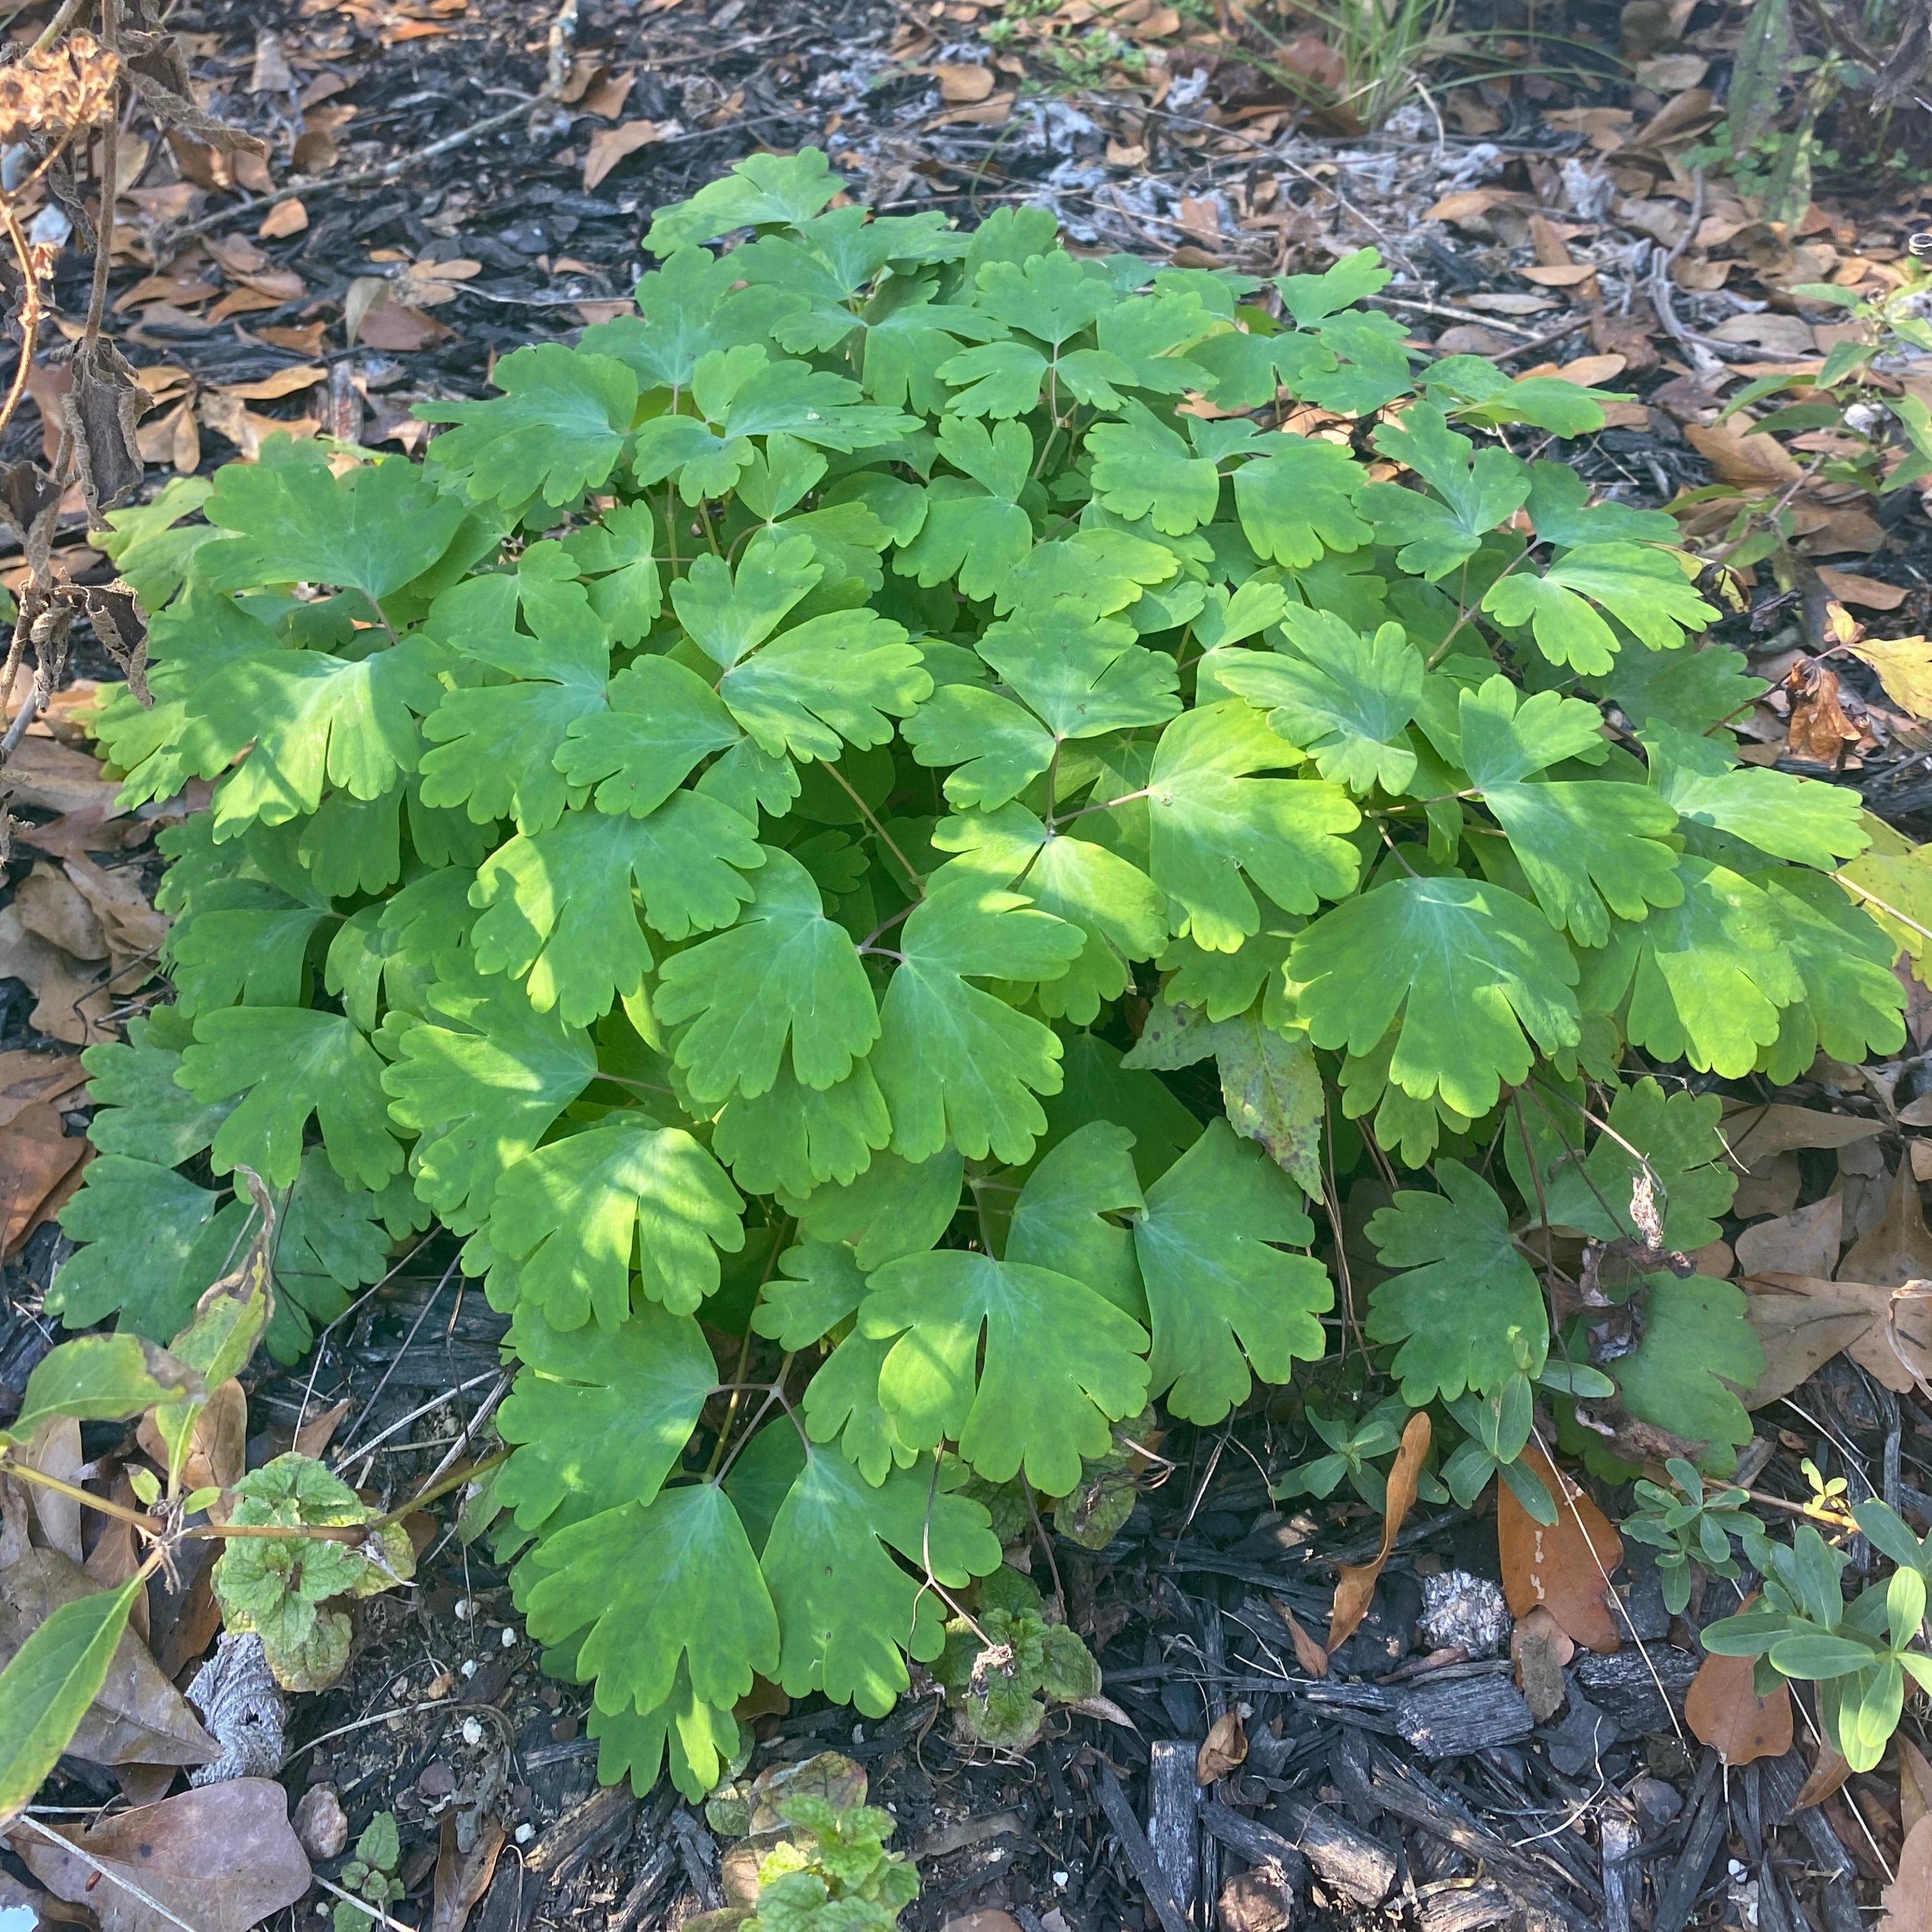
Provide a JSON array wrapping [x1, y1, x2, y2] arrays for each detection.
[[18, 1781, 307, 1932], [1734, 1151, 1803, 1219], [356, 298, 453, 353], [1326, 1410, 1430, 1654], [1272, 1597, 1329, 1678], [63, 854, 169, 975], [1519, 263, 1600, 288], [1510, 1604, 1574, 1721], [431, 1810, 504, 1932], [20, 1416, 85, 1562], [1901, 1737, 1932, 1840], [581, 67, 637, 118], [257, 197, 307, 239], [138, 1377, 246, 1496], [930, 90, 1013, 128], [256, 321, 328, 355], [0, 1100, 89, 1255], [1882, 1814, 1932, 1931], [1196, 1708, 1246, 1784], [0, 1547, 217, 1767], [2, 733, 123, 816], [1685, 420, 1804, 489], [15, 859, 107, 960], [1793, 1741, 1852, 1808], [1724, 1103, 1887, 1163], [0, 910, 114, 1044], [1821, 568, 1910, 613], [1498, 1446, 1623, 1654], [583, 118, 677, 191], [1841, 1163, 1932, 1287], [1741, 1275, 1885, 1407], [294, 1397, 351, 1459], [1685, 1647, 1792, 1765], [0, 1048, 88, 1126], [1849, 635, 1932, 719], [1734, 1193, 1844, 1280], [1709, 312, 1817, 357], [1786, 662, 1864, 763], [932, 62, 995, 102], [218, 364, 325, 403]]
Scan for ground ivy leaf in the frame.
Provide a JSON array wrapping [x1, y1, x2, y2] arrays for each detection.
[[1230, 434, 1372, 568], [380, 955, 595, 1234], [555, 657, 742, 819], [1644, 722, 1869, 870], [423, 345, 640, 509], [486, 1118, 745, 1330], [1208, 611, 1422, 794], [1608, 1275, 1763, 1469], [932, 804, 1165, 1025], [1133, 1118, 1326, 1423], [1291, 874, 1581, 1119], [873, 877, 1086, 1165], [1365, 1160, 1547, 1402], [519, 1483, 777, 1715], [1512, 1075, 1736, 1251], [1006, 1120, 1146, 1320], [761, 1449, 1002, 1715], [496, 1303, 717, 1532], [1087, 402, 1223, 534], [470, 797, 763, 1025], [1145, 700, 1361, 951], [1613, 857, 1805, 1077], [1752, 867, 1908, 1084], [80, 1012, 234, 1166], [658, 848, 878, 1101], [196, 449, 466, 604], [859, 1250, 1151, 1494], [178, 1006, 402, 1190]]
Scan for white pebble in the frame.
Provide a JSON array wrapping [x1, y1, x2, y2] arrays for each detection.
[[454, 1598, 473, 1621], [461, 1659, 479, 1678], [1054, 1873, 1069, 1889], [462, 1718, 484, 1746], [852, 1725, 864, 1744], [500, 1627, 516, 1648], [515, 1823, 535, 1846]]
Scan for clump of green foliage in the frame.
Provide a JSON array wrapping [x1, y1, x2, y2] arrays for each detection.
[[334, 1813, 404, 1932], [47, 145, 1915, 1799], [931, 1568, 1100, 1747], [745, 1795, 919, 1932]]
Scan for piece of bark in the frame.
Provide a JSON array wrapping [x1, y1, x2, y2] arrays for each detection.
[[1599, 1813, 1636, 1932], [1096, 1763, 1192, 1932], [1651, 1769, 1729, 1932], [1198, 1802, 1312, 1894], [1388, 1674, 1535, 1756], [1572, 1645, 1699, 1731], [1147, 1742, 1199, 1921], [1411, 1881, 1516, 1932], [1259, 1797, 1395, 1906], [610, 1844, 678, 1932]]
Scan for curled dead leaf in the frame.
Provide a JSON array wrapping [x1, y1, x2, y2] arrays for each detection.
[[1272, 1597, 1329, 1678], [1197, 1708, 1246, 1784], [1326, 1411, 1430, 1655]]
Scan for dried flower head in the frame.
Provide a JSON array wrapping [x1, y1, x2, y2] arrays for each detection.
[[0, 32, 120, 148]]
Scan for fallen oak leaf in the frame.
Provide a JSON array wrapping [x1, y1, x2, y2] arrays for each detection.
[[430, 1808, 504, 1932], [0, 1049, 89, 1126], [1498, 1445, 1623, 1655], [1883, 1814, 1932, 1932], [1740, 1274, 1886, 1407], [1733, 1193, 1843, 1281], [0, 1102, 89, 1255], [1196, 1708, 1246, 1784], [583, 118, 680, 192], [1325, 1410, 1429, 1655], [1686, 1598, 1792, 1767], [1794, 1742, 1852, 1809]]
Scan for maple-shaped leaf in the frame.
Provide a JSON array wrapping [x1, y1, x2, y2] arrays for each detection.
[[859, 1250, 1151, 1494], [972, 247, 1116, 343], [1421, 355, 1607, 436], [1604, 1276, 1762, 1471], [553, 656, 742, 819], [1291, 873, 1581, 1119], [166, 877, 335, 1016], [979, 604, 1181, 735], [999, 526, 1178, 618], [380, 956, 595, 1233], [1509, 1075, 1736, 1252], [893, 416, 1034, 601], [495, 1303, 716, 1532], [470, 797, 763, 1025], [1156, 889, 1300, 1026], [418, 566, 612, 834], [872, 877, 1085, 1164], [1751, 868, 1907, 1084], [1230, 434, 1372, 569], [196, 447, 468, 606], [1643, 723, 1869, 870], [1365, 1161, 1547, 1402], [1144, 700, 1361, 952], [97, 471, 217, 608], [1358, 405, 1529, 579], [1133, 1119, 1328, 1423], [178, 1006, 403, 1190], [422, 345, 640, 509], [780, 1147, 965, 1270], [518, 1482, 777, 1717], [1297, 310, 1416, 415], [1485, 546, 1718, 675], [1607, 641, 1768, 737], [487, 1117, 744, 1328], [644, 147, 843, 250], [752, 1239, 869, 1350], [1185, 326, 1333, 411], [1208, 611, 1423, 793], [657, 848, 879, 1101], [1006, 1120, 1146, 1319], [79, 1012, 234, 1167], [1087, 402, 1224, 534], [579, 247, 810, 393], [802, 1330, 921, 1483], [1587, 857, 1804, 1076], [1524, 459, 1680, 548], [1276, 248, 1390, 325], [1457, 675, 1683, 945], [760, 1447, 1002, 1715], [931, 805, 1164, 1025], [901, 682, 1054, 811], [201, 636, 443, 838], [585, 1664, 744, 1804], [710, 1058, 893, 1197], [52, 1156, 231, 1342]]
